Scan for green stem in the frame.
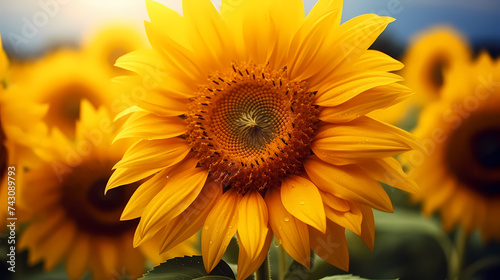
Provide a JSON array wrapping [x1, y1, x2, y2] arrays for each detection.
[[278, 245, 286, 280], [449, 227, 467, 280], [255, 255, 271, 280]]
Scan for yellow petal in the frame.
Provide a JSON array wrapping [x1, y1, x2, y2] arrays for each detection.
[[318, 83, 412, 123], [356, 202, 375, 251], [305, 156, 393, 212], [106, 166, 162, 193], [314, 71, 403, 106], [312, 117, 421, 165], [160, 181, 222, 253], [357, 157, 419, 194], [114, 112, 187, 142], [96, 237, 118, 279], [183, 0, 233, 70], [66, 234, 90, 280], [202, 189, 242, 273], [237, 230, 273, 280], [421, 179, 455, 216], [306, 15, 395, 87], [134, 167, 208, 246], [113, 138, 190, 170], [324, 203, 362, 236], [121, 155, 198, 220], [238, 191, 269, 262], [281, 175, 326, 233], [267, 0, 304, 68], [310, 220, 349, 271], [288, 10, 341, 81], [43, 221, 76, 271], [145, 0, 191, 49], [265, 187, 310, 268], [144, 21, 205, 83], [319, 189, 350, 212]]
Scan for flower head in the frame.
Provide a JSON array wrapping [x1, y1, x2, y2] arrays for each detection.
[[404, 52, 500, 240], [18, 101, 196, 280], [108, 0, 421, 278]]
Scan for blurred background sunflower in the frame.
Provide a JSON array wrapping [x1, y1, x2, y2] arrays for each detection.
[[0, 0, 500, 280]]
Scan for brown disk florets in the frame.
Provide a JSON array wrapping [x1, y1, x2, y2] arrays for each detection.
[[187, 62, 319, 194]]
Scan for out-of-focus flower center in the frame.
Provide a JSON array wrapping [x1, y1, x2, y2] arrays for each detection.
[[43, 85, 100, 134], [187, 63, 318, 193], [445, 111, 500, 196], [60, 159, 138, 235]]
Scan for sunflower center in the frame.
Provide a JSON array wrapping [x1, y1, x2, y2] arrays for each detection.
[[187, 63, 318, 193], [445, 111, 500, 196], [60, 160, 138, 235]]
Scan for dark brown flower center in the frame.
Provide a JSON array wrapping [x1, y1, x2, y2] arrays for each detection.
[[187, 63, 318, 193], [445, 111, 500, 196], [44, 85, 100, 136], [60, 159, 138, 235]]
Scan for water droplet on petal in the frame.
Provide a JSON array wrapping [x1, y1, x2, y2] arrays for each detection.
[[204, 226, 209, 230], [300, 201, 305, 205], [209, 240, 213, 245], [284, 216, 290, 222]]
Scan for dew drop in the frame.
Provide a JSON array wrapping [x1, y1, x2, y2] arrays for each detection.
[[299, 201, 305, 205], [204, 226, 209, 230], [284, 216, 290, 222], [209, 240, 213, 245]]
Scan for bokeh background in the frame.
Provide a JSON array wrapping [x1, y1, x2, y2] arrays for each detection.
[[1, 0, 500, 279]]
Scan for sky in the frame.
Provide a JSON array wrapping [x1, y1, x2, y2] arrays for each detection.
[[0, 0, 499, 58]]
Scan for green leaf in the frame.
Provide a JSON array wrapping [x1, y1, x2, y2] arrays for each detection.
[[319, 274, 398, 280], [140, 256, 235, 280]]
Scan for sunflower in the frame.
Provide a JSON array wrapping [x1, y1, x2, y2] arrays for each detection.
[[18, 101, 196, 280], [107, 0, 421, 279], [369, 27, 472, 125], [403, 52, 500, 240], [83, 24, 148, 77], [0, 36, 49, 225], [9, 49, 118, 137]]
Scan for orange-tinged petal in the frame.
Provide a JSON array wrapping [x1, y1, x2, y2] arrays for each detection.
[[120, 155, 198, 220], [134, 167, 208, 246], [310, 220, 349, 271], [237, 230, 273, 280], [160, 181, 222, 253], [319, 189, 350, 212], [96, 237, 118, 279], [42, 221, 76, 271], [357, 157, 419, 194], [238, 191, 269, 262], [421, 179, 455, 216], [356, 202, 375, 251], [281, 175, 326, 232], [113, 138, 190, 170], [202, 189, 242, 273], [66, 233, 90, 280], [305, 156, 393, 212], [324, 203, 362, 236], [266, 187, 310, 268], [312, 117, 421, 165]]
